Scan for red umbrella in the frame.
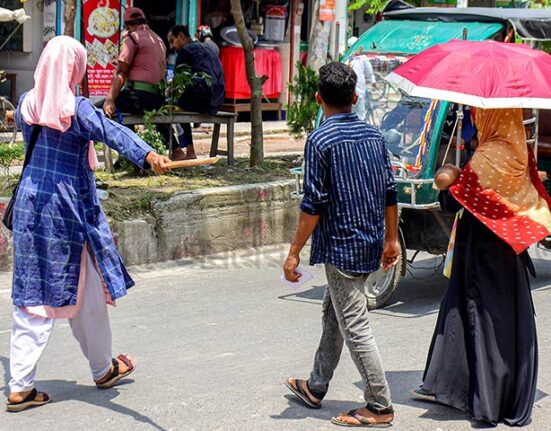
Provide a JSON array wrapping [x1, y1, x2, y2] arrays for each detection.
[[385, 39, 551, 109]]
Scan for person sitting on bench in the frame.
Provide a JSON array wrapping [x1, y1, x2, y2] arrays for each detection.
[[167, 25, 225, 161], [102, 8, 166, 118]]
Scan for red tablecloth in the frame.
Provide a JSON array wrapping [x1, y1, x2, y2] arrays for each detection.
[[220, 46, 282, 100]]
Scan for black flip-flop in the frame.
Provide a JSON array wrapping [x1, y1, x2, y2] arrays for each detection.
[[6, 388, 52, 412], [285, 378, 322, 409], [331, 409, 392, 428]]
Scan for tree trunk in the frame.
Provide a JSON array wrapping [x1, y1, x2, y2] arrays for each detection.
[[63, 0, 77, 38], [307, 0, 332, 72], [230, 0, 267, 167]]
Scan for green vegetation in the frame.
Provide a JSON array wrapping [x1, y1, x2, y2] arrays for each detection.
[[116, 127, 167, 176], [286, 62, 319, 140], [0, 142, 24, 177], [1, 153, 298, 220], [349, 0, 422, 13], [95, 155, 298, 221]]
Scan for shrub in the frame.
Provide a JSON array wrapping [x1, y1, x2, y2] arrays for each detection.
[[0, 143, 24, 176], [116, 127, 167, 176], [286, 63, 319, 140]]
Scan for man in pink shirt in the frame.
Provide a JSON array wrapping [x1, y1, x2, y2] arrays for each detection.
[[102, 8, 166, 117]]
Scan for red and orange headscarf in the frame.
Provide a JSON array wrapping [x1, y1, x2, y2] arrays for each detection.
[[450, 108, 551, 253]]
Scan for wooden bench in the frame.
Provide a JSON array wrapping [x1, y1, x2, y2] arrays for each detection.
[[103, 111, 237, 169], [221, 101, 282, 120]]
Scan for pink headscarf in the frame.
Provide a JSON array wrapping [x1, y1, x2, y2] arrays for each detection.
[[20, 35, 98, 169], [21, 35, 87, 132]]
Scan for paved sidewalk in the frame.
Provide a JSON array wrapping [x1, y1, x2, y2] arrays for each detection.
[[188, 120, 305, 158]]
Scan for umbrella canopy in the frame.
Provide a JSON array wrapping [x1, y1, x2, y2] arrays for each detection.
[[385, 39, 551, 109]]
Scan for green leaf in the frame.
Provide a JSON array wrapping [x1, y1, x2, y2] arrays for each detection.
[[285, 62, 320, 140], [349, 0, 386, 14], [0, 142, 24, 177]]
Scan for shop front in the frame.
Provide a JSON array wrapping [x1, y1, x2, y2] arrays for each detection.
[[77, 0, 320, 114], [205, 1, 290, 108], [1, 0, 350, 114], [195, 0, 348, 115], [0, 0, 201, 101]]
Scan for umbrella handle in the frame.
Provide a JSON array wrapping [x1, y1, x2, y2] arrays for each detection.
[[455, 107, 464, 167]]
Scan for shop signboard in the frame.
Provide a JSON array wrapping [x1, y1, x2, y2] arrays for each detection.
[[320, 0, 336, 21], [83, 0, 121, 96]]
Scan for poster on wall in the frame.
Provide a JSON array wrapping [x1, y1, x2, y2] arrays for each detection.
[[83, 0, 122, 97], [319, 0, 336, 21]]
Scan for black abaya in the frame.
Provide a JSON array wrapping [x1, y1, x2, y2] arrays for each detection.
[[421, 192, 538, 427]]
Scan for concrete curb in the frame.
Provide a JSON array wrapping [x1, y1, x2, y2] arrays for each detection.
[[0, 180, 300, 271], [114, 180, 299, 265]]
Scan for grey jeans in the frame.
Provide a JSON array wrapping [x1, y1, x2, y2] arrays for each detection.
[[308, 264, 392, 413]]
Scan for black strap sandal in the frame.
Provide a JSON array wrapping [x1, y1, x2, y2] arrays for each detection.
[[6, 388, 52, 412], [285, 378, 323, 409], [95, 354, 135, 389]]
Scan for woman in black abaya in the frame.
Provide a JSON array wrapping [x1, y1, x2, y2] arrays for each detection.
[[414, 108, 551, 426]]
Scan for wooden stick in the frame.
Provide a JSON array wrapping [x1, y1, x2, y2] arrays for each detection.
[[165, 157, 221, 170]]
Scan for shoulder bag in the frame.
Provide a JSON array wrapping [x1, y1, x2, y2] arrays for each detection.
[[2, 125, 42, 231]]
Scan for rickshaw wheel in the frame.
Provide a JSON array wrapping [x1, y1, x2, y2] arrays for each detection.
[[365, 231, 406, 310]]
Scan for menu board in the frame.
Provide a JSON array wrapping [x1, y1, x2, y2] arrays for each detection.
[[83, 0, 122, 96], [319, 0, 336, 22]]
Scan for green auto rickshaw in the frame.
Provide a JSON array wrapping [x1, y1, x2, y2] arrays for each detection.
[[291, 7, 551, 309]]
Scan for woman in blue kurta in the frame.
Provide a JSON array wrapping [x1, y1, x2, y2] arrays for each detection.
[[6, 36, 169, 412]]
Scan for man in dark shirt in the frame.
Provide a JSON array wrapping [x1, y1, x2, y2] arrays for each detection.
[[283, 62, 399, 428], [167, 25, 225, 160]]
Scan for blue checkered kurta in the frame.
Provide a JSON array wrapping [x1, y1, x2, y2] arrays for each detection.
[[12, 95, 153, 307]]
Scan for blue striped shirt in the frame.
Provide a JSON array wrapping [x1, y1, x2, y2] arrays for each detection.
[[301, 113, 397, 274]]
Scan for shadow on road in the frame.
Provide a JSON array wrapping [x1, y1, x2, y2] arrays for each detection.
[[530, 255, 551, 292], [270, 394, 360, 422], [272, 371, 429, 420], [278, 284, 326, 304], [278, 253, 551, 320], [272, 369, 548, 429], [0, 356, 167, 431], [0, 356, 9, 398], [353, 370, 425, 408]]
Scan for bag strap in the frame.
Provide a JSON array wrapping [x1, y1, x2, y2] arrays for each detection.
[[21, 125, 42, 172]]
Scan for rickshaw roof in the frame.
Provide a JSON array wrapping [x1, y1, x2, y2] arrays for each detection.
[[384, 7, 551, 40], [347, 19, 504, 56]]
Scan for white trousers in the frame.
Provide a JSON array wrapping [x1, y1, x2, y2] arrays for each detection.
[[9, 253, 113, 392]]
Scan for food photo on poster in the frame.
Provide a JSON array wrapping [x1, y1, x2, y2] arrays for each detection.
[[83, 0, 122, 97]]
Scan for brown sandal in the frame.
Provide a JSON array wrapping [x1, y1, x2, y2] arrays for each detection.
[[331, 409, 393, 428], [6, 388, 52, 412], [285, 378, 323, 409], [95, 354, 135, 389]]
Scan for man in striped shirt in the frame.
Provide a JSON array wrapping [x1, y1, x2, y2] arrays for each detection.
[[284, 62, 399, 428]]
